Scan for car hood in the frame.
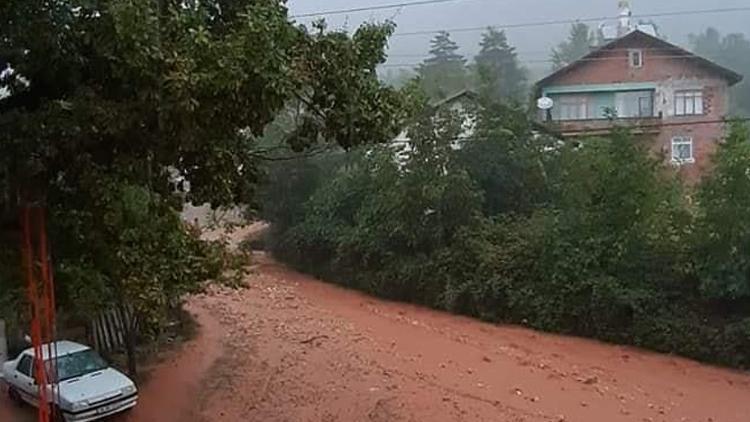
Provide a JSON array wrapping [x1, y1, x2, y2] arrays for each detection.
[[58, 367, 135, 404]]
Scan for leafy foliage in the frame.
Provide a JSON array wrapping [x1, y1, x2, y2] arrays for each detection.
[[274, 108, 481, 304], [51, 178, 233, 329], [0, 0, 406, 345], [694, 123, 750, 301], [456, 102, 550, 215], [446, 129, 691, 334], [264, 96, 750, 368]]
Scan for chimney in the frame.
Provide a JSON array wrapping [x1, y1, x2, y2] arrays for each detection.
[[618, 0, 632, 36]]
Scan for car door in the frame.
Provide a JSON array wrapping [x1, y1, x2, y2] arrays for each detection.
[[11, 354, 39, 406]]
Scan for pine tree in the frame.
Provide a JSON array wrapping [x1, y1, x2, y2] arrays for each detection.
[[474, 28, 528, 103], [551, 23, 594, 70], [418, 31, 467, 99]]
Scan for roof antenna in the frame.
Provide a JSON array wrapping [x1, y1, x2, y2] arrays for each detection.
[[618, 0, 632, 37]]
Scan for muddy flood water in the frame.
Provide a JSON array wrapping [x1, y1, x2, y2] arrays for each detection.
[[3, 253, 750, 421]]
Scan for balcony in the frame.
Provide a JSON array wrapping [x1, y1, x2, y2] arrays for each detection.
[[542, 115, 663, 137]]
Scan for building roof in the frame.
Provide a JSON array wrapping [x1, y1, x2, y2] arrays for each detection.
[[21, 340, 91, 360], [536, 30, 743, 88], [429, 89, 478, 109]]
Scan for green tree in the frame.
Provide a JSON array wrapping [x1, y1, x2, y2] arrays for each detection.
[[694, 123, 750, 300], [690, 28, 750, 116], [451, 129, 694, 348], [50, 177, 238, 375], [267, 108, 750, 368], [279, 106, 482, 303], [474, 28, 528, 103], [0, 0, 406, 373], [418, 31, 467, 99], [551, 23, 594, 70], [456, 102, 551, 215]]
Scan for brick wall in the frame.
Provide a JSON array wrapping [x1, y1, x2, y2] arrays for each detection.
[[549, 38, 721, 86], [545, 37, 732, 182], [655, 121, 725, 182]]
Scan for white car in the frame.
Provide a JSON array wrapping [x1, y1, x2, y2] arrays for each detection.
[[1, 340, 138, 421]]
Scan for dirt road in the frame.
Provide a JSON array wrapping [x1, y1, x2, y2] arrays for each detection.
[[148, 254, 750, 421], [4, 253, 750, 421]]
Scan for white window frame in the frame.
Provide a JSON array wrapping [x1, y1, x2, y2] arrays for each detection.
[[671, 136, 695, 165], [628, 49, 643, 68], [674, 90, 704, 116]]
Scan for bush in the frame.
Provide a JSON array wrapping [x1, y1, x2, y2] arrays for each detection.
[[263, 107, 750, 368], [456, 102, 553, 216], [274, 108, 483, 305], [694, 123, 750, 301]]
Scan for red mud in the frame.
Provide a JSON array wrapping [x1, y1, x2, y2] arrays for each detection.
[[4, 252, 750, 421], [122, 301, 224, 422]]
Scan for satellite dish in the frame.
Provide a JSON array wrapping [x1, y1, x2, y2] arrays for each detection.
[[537, 96, 554, 110]]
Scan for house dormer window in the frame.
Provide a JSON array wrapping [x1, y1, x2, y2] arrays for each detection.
[[629, 49, 643, 68]]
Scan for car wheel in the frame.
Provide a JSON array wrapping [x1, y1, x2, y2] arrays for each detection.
[[7, 387, 23, 406]]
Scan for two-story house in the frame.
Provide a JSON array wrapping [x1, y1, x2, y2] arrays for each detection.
[[536, 29, 743, 180]]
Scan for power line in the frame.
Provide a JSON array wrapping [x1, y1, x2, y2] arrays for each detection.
[[392, 6, 750, 37], [387, 46, 704, 58], [290, 0, 472, 18], [380, 53, 713, 68], [395, 15, 607, 37]]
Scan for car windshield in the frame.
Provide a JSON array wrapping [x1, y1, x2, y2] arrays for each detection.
[[48, 349, 109, 382]]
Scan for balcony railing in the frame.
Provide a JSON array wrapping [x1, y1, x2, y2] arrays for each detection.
[[542, 115, 663, 137]]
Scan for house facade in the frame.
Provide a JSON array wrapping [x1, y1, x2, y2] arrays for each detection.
[[536, 30, 743, 180], [393, 89, 478, 150]]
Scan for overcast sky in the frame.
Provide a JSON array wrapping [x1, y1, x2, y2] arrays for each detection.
[[287, 0, 750, 77]]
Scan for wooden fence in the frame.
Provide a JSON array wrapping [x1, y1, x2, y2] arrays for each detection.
[[90, 306, 137, 353]]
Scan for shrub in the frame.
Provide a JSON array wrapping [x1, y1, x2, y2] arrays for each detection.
[[694, 123, 750, 301], [264, 110, 750, 368]]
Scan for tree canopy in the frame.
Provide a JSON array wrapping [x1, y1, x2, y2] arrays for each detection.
[[694, 123, 750, 300], [261, 87, 750, 368], [0, 0, 407, 336], [474, 28, 528, 103], [418, 31, 468, 100]]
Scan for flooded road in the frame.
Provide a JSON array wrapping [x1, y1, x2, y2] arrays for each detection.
[[4, 252, 750, 421]]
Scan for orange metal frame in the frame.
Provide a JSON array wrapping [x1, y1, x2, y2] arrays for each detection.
[[21, 206, 58, 422]]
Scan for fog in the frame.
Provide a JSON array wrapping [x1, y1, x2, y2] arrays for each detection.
[[288, 0, 750, 77]]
